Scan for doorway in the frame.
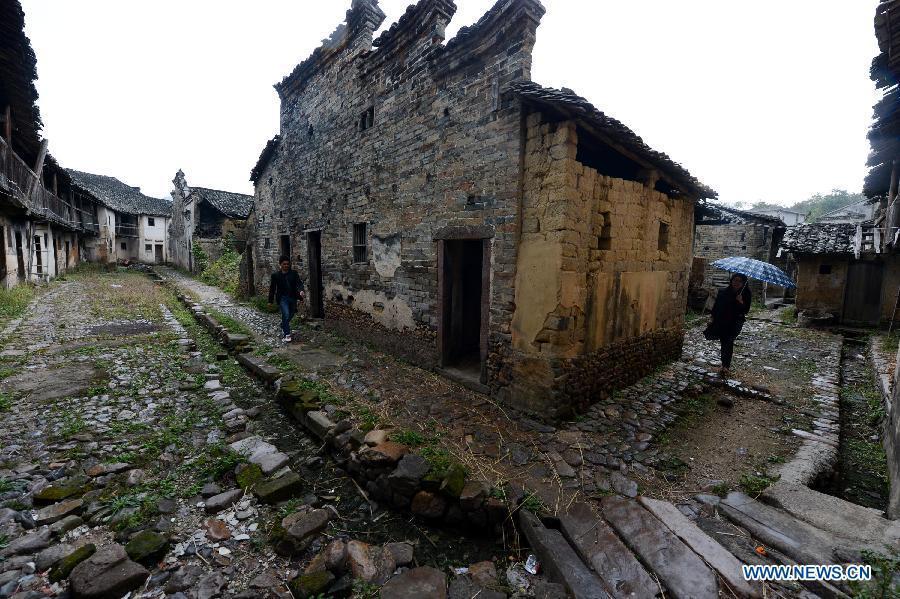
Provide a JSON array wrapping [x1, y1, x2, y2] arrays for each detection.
[[246, 246, 256, 297], [280, 235, 291, 262], [33, 235, 43, 275], [843, 261, 883, 326], [306, 231, 324, 318], [14, 231, 24, 280], [439, 239, 488, 384], [155, 244, 164, 263], [0, 227, 6, 281], [65, 241, 71, 269]]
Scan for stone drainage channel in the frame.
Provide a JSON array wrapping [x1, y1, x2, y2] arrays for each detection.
[[813, 335, 890, 512]]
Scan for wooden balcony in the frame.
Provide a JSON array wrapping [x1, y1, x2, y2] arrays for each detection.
[[0, 134, 90, 232]]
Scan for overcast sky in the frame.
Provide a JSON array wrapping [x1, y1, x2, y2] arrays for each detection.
[[22, 0, 881, 205]]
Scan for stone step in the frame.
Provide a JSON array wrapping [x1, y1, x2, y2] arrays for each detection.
[[518, 510, 612, 599], [601, 496, 719, 599], [638, 497, 762, 599], [558, 502, 658, 599]]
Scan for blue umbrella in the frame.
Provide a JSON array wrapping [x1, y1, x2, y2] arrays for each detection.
[[711, 257, 796, 289]]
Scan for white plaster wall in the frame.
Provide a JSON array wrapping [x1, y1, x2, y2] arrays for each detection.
[[139, 215, 169, 264], [325, 282, 416, 331]]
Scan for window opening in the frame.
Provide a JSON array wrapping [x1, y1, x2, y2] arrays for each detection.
[[353, 223, 368, 263], [819, 264, 832, 275], [359, 106, 375, 131], [658, 222, 670, 252], [598, 212, 612, 251], [148, 217, 155, 226]]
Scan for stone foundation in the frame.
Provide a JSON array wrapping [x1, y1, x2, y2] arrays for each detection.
[[494, 328, 684, 420], [324, 302, 438, 369]]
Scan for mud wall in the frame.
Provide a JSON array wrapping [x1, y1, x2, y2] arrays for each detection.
[[794, 255, 849, 317], [498, 115, 695, 418]]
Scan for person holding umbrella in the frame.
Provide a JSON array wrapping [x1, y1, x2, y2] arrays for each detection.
[[709, 273, 751, 375], [705, 256, 796, 376]]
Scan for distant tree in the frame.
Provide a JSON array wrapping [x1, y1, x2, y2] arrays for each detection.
[[793, 189, 865, 222]]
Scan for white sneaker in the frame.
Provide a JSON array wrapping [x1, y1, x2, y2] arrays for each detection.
[[282, 335, 292, 343]]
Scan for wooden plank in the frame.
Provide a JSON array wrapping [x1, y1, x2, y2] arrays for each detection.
[[559, 502, 659, 599], [719, 492, 838, 566], [518, 510, 612, 599], [601, 496, 718, 599], [639, 497, 762, 599]]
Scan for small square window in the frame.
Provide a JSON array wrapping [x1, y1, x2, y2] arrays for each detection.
[[359, 106, 375, 131], [120, 242, 127, 250], [145, 244, 152, 252], [819, 264, 832, 275], [598, 212, 612, 251], [148, 217, 155, 226], [658, 221, 670, 252], [353, 223, 368, 263]]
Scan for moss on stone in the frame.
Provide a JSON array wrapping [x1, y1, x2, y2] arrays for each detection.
[[289, 570, 335, 598], [33, 475, 91, 503], [125, 530, 168, 563], [440, 463, 467, 498], [49, 543, 96, 583], [236, 463, 264, 490]]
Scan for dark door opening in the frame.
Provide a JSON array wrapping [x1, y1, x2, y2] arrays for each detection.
[[14, 232, 24, 280], [34, 235, 43, 275], [65, 241, 71, 268], [155, 244, 163, 263], [440, 239, 486, 383], [306, 231, 324, 318], [0, 227, 6, 281], [280, 235, 291, 261], [246, 246, 256, 297], [843, 261, 884, 326]]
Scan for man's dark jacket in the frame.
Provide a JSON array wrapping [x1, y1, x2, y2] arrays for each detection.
[[268, 270, 305, 303], [710, 285, 751, 338]]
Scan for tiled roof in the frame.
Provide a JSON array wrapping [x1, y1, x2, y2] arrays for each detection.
[[249, 136, 280, 184], [192, 187, 253, 219], [779, 223, 857, 255], [0, 0, 42, 165], [67, 169, 172, 217], [509, 81, 715, 199], [696, 202, 785, 226]]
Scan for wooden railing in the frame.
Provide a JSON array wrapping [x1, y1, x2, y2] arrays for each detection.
[[115, 222, 139, 238], [0, 134, 86, 231]]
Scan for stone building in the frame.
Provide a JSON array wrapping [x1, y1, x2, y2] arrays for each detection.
[[168, 170, 253, 273], [778, 222, 900, 326], [243, 0, 714, 418], [1, 0, 100, 288], [691, 202, 786, 306], [816, 197, 878, 224], [67, 170, 172, 265], [752, 207, 805, 226]]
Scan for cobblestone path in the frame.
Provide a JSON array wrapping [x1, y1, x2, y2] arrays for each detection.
[[0, 269, 525, 599], [159, 269, 840, 509]]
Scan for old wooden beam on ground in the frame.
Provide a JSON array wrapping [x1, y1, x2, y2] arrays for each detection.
[[638, 497, 762, 598], [601, 496, 719, 599], [518, 510, 611, 599], [558, 502, 658, 599]]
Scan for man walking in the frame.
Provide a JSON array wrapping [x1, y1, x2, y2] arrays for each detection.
[[268, 255, 305, 343]]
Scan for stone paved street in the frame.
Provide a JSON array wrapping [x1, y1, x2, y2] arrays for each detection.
[[0, 269, 534, 599], [157, 269, 843, 513]]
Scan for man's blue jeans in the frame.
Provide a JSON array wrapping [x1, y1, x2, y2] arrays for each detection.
[[279, 297, 296, 337]]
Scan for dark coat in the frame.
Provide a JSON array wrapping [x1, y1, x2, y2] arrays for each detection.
[[710, 285, 751, 339], [268, 270, 305, 303]]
